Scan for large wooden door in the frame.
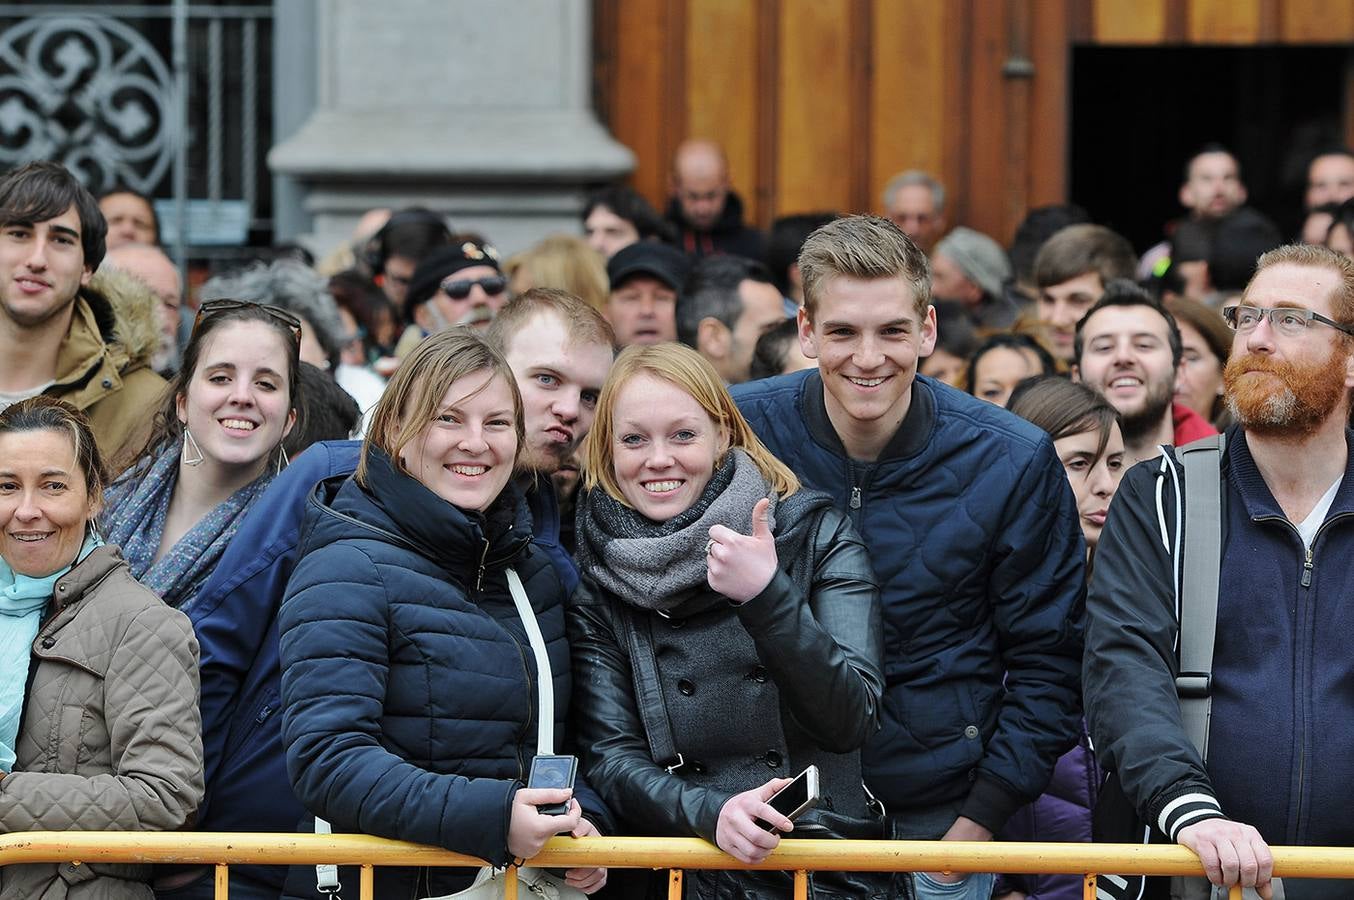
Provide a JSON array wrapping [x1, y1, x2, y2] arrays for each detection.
[[594, 0, 1354, 245]]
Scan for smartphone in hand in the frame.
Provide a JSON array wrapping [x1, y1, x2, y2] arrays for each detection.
[[757, 764, 820, 832], [527, 754, 578, 817]]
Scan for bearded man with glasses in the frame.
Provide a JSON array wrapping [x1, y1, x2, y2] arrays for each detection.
[[1085, 244, 1354, 900]]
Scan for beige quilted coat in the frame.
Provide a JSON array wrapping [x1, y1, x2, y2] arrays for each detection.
[[0, 546, 204, 899]]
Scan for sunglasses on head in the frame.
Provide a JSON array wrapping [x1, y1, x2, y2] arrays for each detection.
[[440, 274, 508, 300], [193, 299, 304, 347]]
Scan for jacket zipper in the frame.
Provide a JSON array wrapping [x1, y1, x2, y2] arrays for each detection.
[[1250, 509, 1354, 841], [475, 538, 490, 591], [846, 463, 874, 526], [469, 539, 533, 780]]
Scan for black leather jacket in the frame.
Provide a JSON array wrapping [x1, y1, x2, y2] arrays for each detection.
[[569, 488, 883, 845]]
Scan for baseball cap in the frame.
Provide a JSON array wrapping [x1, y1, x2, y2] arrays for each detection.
[[606, 242, 690, 293]]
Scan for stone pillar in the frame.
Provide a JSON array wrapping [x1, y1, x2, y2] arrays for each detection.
[[268, 0, 634, 256]]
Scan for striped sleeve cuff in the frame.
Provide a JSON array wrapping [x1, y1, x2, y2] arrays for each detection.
[[1157, 790, 1225, 841]]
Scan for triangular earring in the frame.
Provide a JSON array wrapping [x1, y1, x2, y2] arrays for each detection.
[[275, 444, 290, 476], [183, 428, 205, 467]]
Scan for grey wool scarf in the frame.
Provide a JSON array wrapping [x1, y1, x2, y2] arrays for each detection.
[[575, 449, 779, 614]]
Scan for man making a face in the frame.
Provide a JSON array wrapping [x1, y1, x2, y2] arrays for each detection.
[[185, 287, 617, 900], [1073, 280, 1216, 469]]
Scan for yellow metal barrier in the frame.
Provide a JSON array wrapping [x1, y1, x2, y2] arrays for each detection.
[[2, 833, 1351, 900]]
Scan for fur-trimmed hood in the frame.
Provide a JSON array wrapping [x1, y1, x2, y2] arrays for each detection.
[[83, 265, 163, 369], [48, 267, 169, 459]]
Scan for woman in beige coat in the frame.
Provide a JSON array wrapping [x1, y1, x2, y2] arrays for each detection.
[[0, 397, 203, 900]]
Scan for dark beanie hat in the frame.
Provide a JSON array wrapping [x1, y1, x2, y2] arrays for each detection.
[[405, 240, 501, 316]]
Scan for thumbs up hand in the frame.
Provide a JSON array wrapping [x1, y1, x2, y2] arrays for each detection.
[[706, 497, 779, 603]]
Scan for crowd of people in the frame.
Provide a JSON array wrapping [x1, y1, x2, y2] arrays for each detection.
[[0, 136, 1351, 900]]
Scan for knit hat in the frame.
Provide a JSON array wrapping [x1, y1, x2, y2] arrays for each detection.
[[934, 227, 1012, 300], [405, 240, 501, 316]]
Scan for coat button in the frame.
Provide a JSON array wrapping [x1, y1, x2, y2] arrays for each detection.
[[764, 750, 783, 768], [677, 679, 695, 696], [101, 378, 112, 388], [57, 584, 66, 592], [41, 638, 55, 649], [748, 665, 768, 683], [964, 725, 980, 739], [690, 760, 707, 774], [669, 618, 685, 630]]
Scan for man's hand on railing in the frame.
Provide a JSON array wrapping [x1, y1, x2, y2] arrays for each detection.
[[562, 815, 608, 894], [715, 777, 794, 864], [925, 814, 993, 884], [1177, 818, 1274, 899], [508, 789, 581, 860]]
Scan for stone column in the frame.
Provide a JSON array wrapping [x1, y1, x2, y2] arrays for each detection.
[[269, 0, 634, 256]]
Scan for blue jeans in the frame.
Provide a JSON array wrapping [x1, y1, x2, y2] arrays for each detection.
[[888, 800, 997, 900]]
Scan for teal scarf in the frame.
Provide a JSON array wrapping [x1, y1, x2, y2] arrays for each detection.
[[0, 532, 102, 772]]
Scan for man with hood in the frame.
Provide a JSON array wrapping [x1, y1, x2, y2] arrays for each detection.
[[666, 139, 765, 260], [0, 161, 165, 457]]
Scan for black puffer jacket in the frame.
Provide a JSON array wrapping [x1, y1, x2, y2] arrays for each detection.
[[279, 448, 609, 900], [570, 488, 884, 899]]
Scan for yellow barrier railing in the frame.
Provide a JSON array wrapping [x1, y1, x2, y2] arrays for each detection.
[[1, 833, 1349, 900]]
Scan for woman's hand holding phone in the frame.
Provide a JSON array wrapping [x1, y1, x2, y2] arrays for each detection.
[[508, 788, 580, 860], [715, 777, 794, 863], [707, 498, 778, 604]]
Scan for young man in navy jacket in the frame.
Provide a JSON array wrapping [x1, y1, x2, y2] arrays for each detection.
[[1085, 244, 1354, 900], [732, 215, 1086, 900]]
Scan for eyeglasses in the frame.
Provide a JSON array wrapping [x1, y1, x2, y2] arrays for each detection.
[[193, 299, 304, 347], [1223, 304, 1354, 339], [440, 274, 508, 300]]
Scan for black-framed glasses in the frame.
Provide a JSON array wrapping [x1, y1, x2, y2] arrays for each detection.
[[440, 274, 508, 300], [193, 299, 304, 347], [1222, 304, 1354, 339]]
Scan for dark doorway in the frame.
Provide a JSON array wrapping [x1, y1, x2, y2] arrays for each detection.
[[1070, 45, 1351, 252]]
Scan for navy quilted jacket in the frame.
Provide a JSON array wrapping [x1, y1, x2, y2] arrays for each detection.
[[278, 448, 603, 899], [733, 370, 1086, 832]]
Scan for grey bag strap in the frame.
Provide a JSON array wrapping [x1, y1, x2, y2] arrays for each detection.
[[1176, 433, 1226, 761]]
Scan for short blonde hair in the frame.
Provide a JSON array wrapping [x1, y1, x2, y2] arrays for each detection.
[[799, 214, 930, 320], [357, 328, 524, 487], [583, 342, 799, 504]]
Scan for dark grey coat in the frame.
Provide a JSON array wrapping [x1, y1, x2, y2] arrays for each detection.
[[569, 490, 885, 898]]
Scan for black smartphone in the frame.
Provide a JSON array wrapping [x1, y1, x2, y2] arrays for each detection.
[[527, 754, 578, 817], [758, 764, 821, 832]]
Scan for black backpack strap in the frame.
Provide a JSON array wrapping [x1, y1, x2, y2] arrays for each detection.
[[1176, 433, 1226, 761]]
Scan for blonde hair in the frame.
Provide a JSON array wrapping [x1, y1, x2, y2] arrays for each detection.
[[583, 343, 799, 504], [504, 234, 609, 312], [798, 214, 931, 320], [357, 328, 524, 487]]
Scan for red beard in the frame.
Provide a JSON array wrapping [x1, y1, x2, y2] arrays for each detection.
[[1223, 348, 1350, 438]]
